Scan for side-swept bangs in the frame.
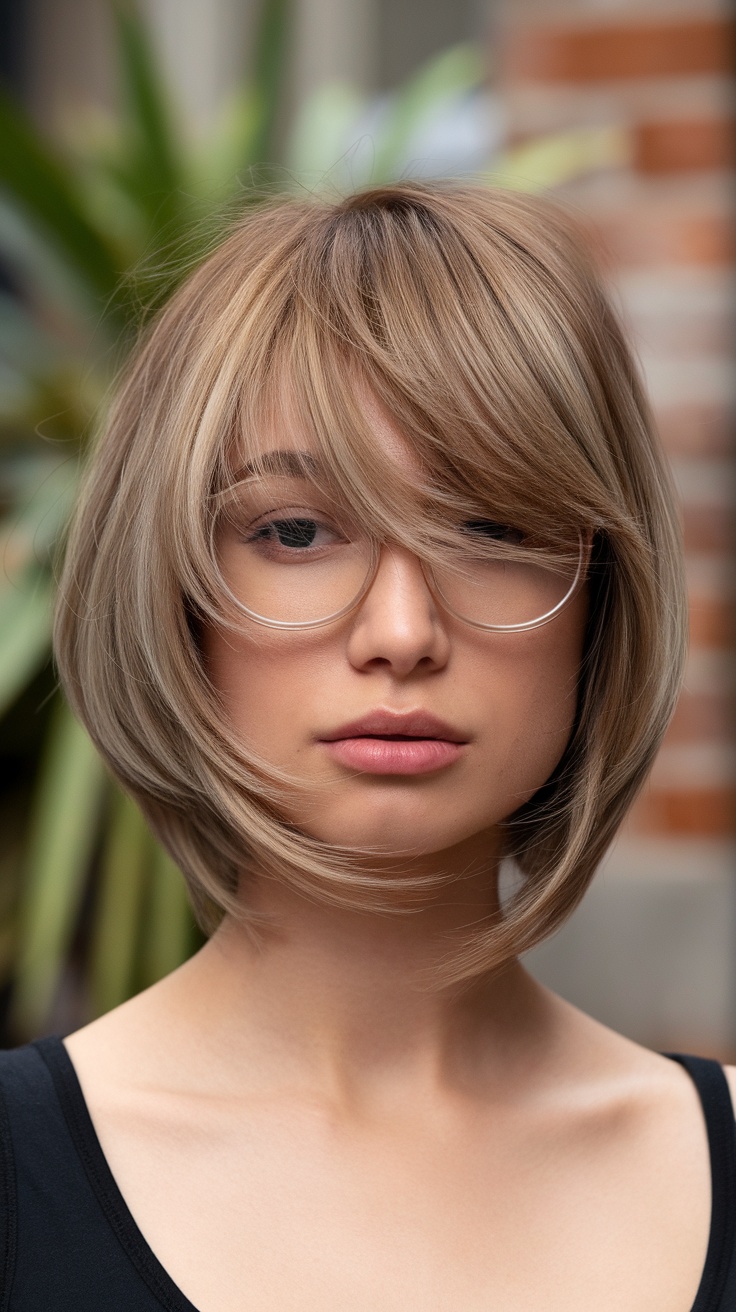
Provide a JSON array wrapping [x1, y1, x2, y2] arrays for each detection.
[[54, 182, 687, 983]]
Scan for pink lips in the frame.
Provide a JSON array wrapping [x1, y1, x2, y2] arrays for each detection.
[[319, 710, 468, 776]]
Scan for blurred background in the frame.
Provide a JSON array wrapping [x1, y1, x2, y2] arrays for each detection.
[[0, 0, 733, 1053]]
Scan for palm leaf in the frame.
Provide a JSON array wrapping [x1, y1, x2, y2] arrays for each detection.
[[286, 82, 365, 183], [0, 89, 124, 315], [2, 454, 80, 556], [10, 699, 106, 1035], [487, 125, 630, 192], [190, 87, 260, 199], [0, 291, 60, 372], [139, 840, 196, 987], [372, 44, 484, 182], [112, 2, 187, 242], [0, 198, 104, 344], [89, 788, 150, 1015], [241, 0, 292, 173], [0, 567, 54, 717]]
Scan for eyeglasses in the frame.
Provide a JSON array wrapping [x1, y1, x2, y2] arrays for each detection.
[[216, 481, 586, 632]]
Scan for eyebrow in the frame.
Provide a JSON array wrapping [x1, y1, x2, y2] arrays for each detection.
[[237, 449, 323, 480]]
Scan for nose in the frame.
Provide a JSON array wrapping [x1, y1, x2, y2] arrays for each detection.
[[345, 545, 451, 677]]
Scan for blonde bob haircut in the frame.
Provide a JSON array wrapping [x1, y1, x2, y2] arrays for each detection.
[[54, 182, 687, 985]]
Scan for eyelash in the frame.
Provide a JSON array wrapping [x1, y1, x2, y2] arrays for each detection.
[[230, 475, 531, 551], [462, 521, 526, 545], [244, 512, 345, 554]]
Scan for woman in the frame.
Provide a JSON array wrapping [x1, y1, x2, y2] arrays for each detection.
[[1, 183, 732, 1311]]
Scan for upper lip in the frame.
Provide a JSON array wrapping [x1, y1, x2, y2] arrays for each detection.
[[319, 710, 468, 742]]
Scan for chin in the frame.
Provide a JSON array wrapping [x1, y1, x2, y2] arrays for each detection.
[[291, 793, 499, 862]]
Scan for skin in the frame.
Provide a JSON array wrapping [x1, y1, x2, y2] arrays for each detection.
[[64, 404, 732, 1312]]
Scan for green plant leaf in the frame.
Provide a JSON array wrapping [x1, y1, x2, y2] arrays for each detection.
[[0, 89, 124, 314], [287, 82, 365, 183], [2, 455, 80, 558], [191, 87, 260, 198], [0, 292, 60, 372], [10, 699, 106, 1036], [242, 0, 292, 172], [112, 2, 187, 234], [486, 125, 630, 193], [0, 198, 111, 346], [139, 839, 196, 987], [89, 788, 150, 1015], [114, 3, 182, 195], [372, 43, 484, 183], [0, 567, 54, 717]]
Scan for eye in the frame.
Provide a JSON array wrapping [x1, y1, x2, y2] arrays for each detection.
[[255, 517, 319, 548], [462, 520, 526, 546], [247, 514, 346, 554]]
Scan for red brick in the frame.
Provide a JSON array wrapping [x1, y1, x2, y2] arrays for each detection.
[[507, 18, 736, 84], [683, 504, 735, 554], [504, 75, 736, 143], [630, 787, 735, 836], [593, 211, 736, 268], [631, 317, 734, 360], [689, 595, 736, 648], [657, 404, 736, 457], [666, 688, 734, 745], [635, 116, 736, 174]]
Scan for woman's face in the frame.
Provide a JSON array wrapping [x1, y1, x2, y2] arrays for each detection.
[[203, 403, 588, 863]]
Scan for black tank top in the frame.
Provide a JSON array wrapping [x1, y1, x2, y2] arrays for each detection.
[[0, 1037, 734, 1310]]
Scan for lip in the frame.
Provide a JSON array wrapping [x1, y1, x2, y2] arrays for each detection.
[[318, 709, 468, 776], [320, 709, 467, 743]]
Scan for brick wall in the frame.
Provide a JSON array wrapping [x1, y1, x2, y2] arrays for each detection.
[[501, 2, 735, 1049], [500, 1, 735, 851]]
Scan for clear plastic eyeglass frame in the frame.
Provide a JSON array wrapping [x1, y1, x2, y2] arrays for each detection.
[[218, 530, 588, 634]]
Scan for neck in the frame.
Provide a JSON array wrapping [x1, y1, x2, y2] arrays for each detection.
[[175, 840, 555, 1109]]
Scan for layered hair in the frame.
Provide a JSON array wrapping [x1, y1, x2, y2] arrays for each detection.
[[54, 183, 687, 983]]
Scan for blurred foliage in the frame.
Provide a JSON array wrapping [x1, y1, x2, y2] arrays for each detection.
[[0, 0, 628, 1041]]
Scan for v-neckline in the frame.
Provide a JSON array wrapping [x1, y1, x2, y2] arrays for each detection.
[[33, 1036, 735, 1312], [35, 1035, 200, 1312]]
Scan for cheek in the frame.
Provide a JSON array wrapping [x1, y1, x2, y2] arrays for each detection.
[[201, 625, 325, 761], [200, 594, 588, 854], [486, 596, 587, 805]]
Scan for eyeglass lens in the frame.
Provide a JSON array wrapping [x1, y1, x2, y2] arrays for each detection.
[[219, 475, 581, 629]]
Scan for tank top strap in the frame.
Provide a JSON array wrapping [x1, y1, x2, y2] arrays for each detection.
[[665, 1053, 736, 1312], [0, 1053, 19, 1312], [0, 1037, 189, 1310]]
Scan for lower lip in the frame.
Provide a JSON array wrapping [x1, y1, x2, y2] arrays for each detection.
[[320, 737, 465, 775]]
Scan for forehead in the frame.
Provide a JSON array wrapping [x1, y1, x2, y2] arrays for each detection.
[[225, 342, 583, 542], [241, 389, 423, 483]]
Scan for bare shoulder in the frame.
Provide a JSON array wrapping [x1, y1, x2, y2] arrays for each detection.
[[528, 990, 724, 1141], [723, 1065, 736, 1109], [63, 956, 202, 1098]]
